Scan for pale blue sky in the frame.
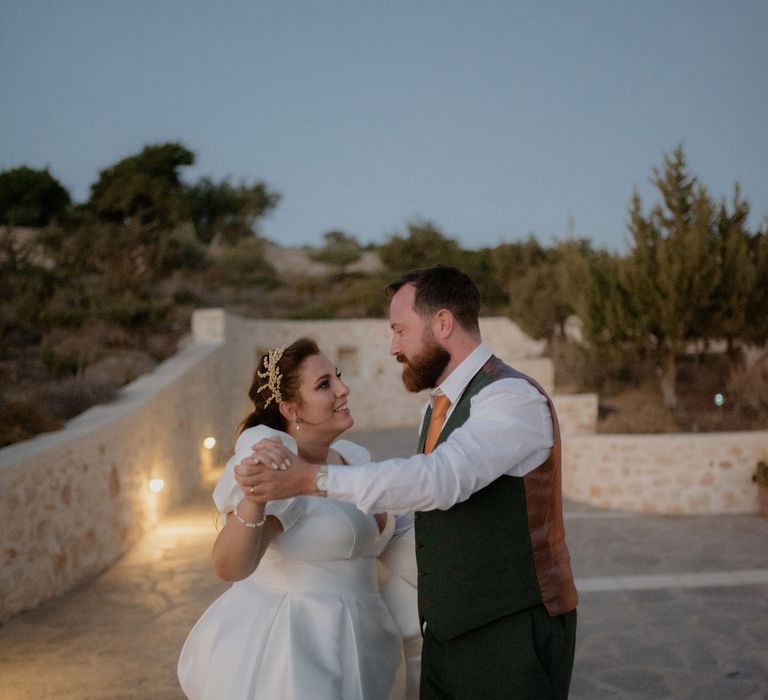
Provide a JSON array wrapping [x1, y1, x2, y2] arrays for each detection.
[[2, 1, 766, 251]]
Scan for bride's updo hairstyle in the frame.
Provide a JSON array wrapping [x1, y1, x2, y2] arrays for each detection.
[[238, 337, 320, 435]]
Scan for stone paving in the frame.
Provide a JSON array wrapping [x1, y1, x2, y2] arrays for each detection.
[[1, 428, 767, 699]]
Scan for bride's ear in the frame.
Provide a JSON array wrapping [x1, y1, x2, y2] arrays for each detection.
[[279, 401, 296, 423]]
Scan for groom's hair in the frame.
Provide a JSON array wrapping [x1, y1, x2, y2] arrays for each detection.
[[386, 265, 481, 333]]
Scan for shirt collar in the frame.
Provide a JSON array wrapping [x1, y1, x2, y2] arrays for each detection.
[[431, 342, 492, 405]]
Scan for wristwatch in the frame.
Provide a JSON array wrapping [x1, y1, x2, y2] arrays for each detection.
[[315, 465, 328, 497]]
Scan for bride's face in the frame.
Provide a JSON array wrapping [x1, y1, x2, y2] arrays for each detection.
[[291, 353, 353, 437]]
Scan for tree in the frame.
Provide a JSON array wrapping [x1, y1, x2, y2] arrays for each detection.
[[378, 220, 463, 272], [0, 166, 71, 226], [453, 247, 508, 314], [558, 239, 640, 382], [0, 243, 55, 346], [743, 224, 768, 347], [564, 146, 761, 408], [210, 236, 279, 288], [706, 185, 757, 356], [0, 167, 68, 344], [88, 142, 194, 228], [492, 237, 573, 341], [377, 221, 507, 312], [84, 143, 196, 297], [621, 148, 722, 406], [308, 230, 363, 266], [186, 177, 280, 245]]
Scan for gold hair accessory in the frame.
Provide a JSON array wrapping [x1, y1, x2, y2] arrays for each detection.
[[256, 346, 285, 407]]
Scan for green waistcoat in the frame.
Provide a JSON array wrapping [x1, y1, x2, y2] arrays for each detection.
[[415, 357, 566, 641]]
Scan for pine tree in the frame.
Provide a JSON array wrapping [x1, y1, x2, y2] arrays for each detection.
[[708, 184, 756, 355], [619, 146, 721, 407], [514, 147, 763, 407], [743, 224, 768, 346]]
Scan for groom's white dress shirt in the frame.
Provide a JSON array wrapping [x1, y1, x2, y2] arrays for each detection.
[[327, 342, 554, 515]]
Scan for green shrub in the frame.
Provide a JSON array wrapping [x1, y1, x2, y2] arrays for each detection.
[[550, 338, 644, 394], [37, 377, 118, 421], [290, 305, 335, 320], [0, 400, 62, 447], [166, 238, 209, 271], [307, 231, 363, 267], [40, 345, 82, 376], [210, 237, 279, 288], [0, 265, 56, 337], [172, 286, 201, 305], [98, 297, 171, 327], [378, 221, 462, 273]]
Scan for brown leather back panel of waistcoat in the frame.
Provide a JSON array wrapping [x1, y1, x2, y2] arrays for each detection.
[[420, 355, 578, 621], [503, 360, 580, 618]]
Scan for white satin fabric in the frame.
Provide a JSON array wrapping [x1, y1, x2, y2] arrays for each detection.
[[378, 526, 422, 699], [178, 427, 419, 700]]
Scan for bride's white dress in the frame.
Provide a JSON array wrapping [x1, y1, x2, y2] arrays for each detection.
[[178, 426, 417, 700]]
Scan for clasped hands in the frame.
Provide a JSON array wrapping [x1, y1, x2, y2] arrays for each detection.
[[234, 437, 318, 502]]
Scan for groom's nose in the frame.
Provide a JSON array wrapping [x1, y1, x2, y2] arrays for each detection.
[[389, 334, 399, 356]]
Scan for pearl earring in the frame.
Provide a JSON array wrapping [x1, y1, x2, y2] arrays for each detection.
[[295, 416, 301, 431]]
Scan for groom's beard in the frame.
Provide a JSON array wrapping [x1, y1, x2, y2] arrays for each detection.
[[396, 335, 451, 393]]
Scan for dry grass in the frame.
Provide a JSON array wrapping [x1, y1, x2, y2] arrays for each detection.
[[597, 387, 679, 433], [596, 354, 768, 434]]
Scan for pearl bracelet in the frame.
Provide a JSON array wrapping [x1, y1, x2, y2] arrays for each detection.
[[233, 503, 267, 528]]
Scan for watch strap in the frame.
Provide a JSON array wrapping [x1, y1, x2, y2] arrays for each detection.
[[315, 464, 329, 497]]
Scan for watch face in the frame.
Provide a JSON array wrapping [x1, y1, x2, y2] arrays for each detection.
[[316, 470, 328, 494]]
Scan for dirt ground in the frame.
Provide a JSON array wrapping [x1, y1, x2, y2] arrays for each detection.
[[596, 354, 768, 434]]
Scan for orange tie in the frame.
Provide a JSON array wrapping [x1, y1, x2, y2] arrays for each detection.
[[423, 394, 451, 454]]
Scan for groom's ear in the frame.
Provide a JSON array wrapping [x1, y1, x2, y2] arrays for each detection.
[[433, 309, 455, 339]]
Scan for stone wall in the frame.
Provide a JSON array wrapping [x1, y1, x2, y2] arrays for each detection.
[[5, 307, 759, 622], [202, 312, 562, 435], [553, 393, 599, 434], [562, 431, 768, 514], [0, 340, 242, 624], [0, 310, 555, 622]]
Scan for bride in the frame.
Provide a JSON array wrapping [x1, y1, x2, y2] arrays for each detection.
[[178, 337, 420, 699]]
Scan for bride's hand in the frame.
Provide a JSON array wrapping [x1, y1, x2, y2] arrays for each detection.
[[236, 438, 319, 502], [249, 437, 293, 471], [233, 438, 286, 501]]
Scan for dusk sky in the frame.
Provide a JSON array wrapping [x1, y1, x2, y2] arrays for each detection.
[[2, 1, 767, 251]]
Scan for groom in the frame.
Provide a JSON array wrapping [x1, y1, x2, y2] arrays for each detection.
[[241, 265, 578, 699]]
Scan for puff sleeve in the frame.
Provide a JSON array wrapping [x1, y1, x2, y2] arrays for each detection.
[[212, 425, 304, 532]]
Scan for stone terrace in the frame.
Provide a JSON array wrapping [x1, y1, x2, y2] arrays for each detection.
[[1, 428, 766, 699]]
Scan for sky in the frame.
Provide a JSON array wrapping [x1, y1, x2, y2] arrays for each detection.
[[2, 1, 767, 252]]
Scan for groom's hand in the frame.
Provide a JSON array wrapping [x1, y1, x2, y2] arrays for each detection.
[[235, 438, 320, 502]]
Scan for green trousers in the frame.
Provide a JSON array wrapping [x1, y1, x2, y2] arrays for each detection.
[[420, 604, 577, 699]]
